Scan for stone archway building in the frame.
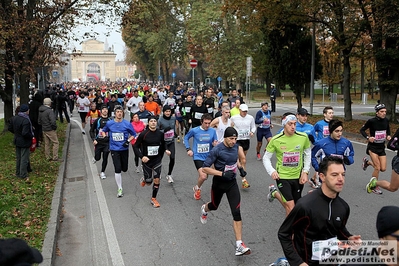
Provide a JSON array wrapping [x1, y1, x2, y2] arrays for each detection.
[[70, 39, 116, 82]]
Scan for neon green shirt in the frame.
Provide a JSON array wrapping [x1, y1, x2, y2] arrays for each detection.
[[266, 131, 311, 179], [230, 107, 240, 117]]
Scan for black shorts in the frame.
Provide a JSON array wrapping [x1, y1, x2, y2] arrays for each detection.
[[94, 142, 110, 161], [392, 156, 399, 174], [79, 112, 87, 123], [143, 162, 162, 183], [237, 139, 250, 151], [110, 149, 129, 173], [366, 144, 386, 156], [194, 160, 204, 170], [256, 128, 272, 142], [276, 179, 303, 203]]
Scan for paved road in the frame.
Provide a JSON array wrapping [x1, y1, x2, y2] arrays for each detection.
[[51, 107, 399, 266]]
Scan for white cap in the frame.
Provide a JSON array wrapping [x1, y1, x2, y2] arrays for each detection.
[[239, 104, 248, 111]]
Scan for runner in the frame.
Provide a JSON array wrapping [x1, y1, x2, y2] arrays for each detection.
[[101, 105, 137, 198], [201, 127, 251, 256], [262, 114, 311, 216], [184, 114, 218, 200], [203, 88, 215, 118], [278, 156, 361, 265], [210, 105, 233, 144], [75, 91, 91, 134], [366, 126, 399, 194], [189, 95, 208, 128], [144, 94, 161, 117], [295, 108, 316, 144], [360, 103, 391, 195], [130, 113, 146, 173], [86, 102, 101, 126], [135, 101, 152, 125], [314, 106, 334, 141], [89, 105, 111, 179], [126, 89, 142, 118], [133, 116, 171, 208], [311, 119, 354, 181], [182, 94, 194, 135], [174, 98, 185, 143], [255, 102, 272, 160], [231, 104, 255, 188], [158, 105, 177, 183]]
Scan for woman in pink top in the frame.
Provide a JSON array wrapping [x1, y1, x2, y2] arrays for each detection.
[[131, 113, 146, 173]]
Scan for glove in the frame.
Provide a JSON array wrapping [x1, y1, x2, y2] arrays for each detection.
[[222, 170, 235, 179], [164, 126, 172, 132], [123, 140, 130, 147], [132, 103, 136, 107], [238, 167, 247, 177], [308, 135, 315, 144], [343, 156, 350, 165]]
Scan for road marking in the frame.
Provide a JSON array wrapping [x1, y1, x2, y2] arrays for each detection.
[[74, 120, 125, 266]]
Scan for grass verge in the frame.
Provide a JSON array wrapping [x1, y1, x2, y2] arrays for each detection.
[[0, 119, 67, 251]]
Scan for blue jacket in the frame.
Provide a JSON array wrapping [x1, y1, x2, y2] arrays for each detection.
[[314, 119, 330, 141], [296, 122, 316, 144], [311, 136, 354, 172]]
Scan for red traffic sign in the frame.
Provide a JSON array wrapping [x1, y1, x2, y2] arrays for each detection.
[[190, 59, 198, 68]]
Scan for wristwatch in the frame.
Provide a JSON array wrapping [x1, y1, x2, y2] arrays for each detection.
[[186, 148, 191, 152], [303, 170, 309, 174]]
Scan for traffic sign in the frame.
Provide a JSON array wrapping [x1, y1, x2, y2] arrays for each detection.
[[217, 76, 222, 82], [158, 75, 163, 80], [190, 59, 198, 68], [171, 72, 176, 78]]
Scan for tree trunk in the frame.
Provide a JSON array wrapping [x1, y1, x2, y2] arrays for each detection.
[[19, 73, 30, 105], [294, 87, 302, 110], [342, 51, 353, 121]]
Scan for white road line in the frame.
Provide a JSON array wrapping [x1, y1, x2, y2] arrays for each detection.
[[74, 120, 125, 266]]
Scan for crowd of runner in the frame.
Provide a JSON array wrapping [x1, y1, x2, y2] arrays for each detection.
[[31, 81, 399, 262]]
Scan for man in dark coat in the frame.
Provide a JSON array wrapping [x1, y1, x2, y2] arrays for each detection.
[[8, 104, 33, 179]]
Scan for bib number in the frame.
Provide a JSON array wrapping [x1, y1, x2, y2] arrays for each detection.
[[323, 126, 329, 137], [112, 132, 124, 142], [197, 143, 210, 153], [194, 112, 203, 120], [375, 130, 386, 143], [282, 152, 300, 167], [238, 129, 250, 138], [164, 129, 174, 141], [148, 146, 159, 156], [312, 237, 338, 261]]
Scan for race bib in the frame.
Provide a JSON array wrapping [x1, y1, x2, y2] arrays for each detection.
[[238, 129, 250, 138], [207, 107, 213, 113], [97, 128, 108, 138], [330, 154, 343, 159], [69, 95, 74, 99], [140, 118, 148, 125], [224, 163, 237, 173], [282, 152, 300, 167], [194, 112, 203, 120], [375, 130, 386, 143], [323, 126, 329, 137], [185, 107, 191, 113], [164, 129, 174, 141], [175, 110, 181, 117], [79, 105, 85, 111], [312, 237, 338, 261], [112, 132, 124, 142], [148, 146, 159, 156], [262, 118, 270, 128], [197, 143, 210, 153]]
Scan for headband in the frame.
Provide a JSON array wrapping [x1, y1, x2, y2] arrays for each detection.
[[282, 115, 297, 126]]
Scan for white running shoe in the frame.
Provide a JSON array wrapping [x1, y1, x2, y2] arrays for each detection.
[[100, 172, 106, 179], [166, 175, 174, 183], [92, 157, 96, 164], [135, 167, 140, 173], [235, 242, 251, 256], [200, 204, 208, 224]]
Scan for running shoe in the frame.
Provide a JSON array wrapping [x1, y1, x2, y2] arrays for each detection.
[[372, 186, 383, 195], [117, 188, 123, 198], [308, 178, 320, 189], [193, 186, 201, 200], [362, 157, 369, 171], [242, 179, 250, 189], [257, 153, 261, 161], [82, 131, 86, 135], [177, 136, 180, 143], [135, 167, 140, 173], [366, 177, 377, 193], [267, 184, 277, 202], [140, 177, 146, 187], [166, 175, 174, 183], [100, 172, 106, 179], [200, 204, 208, 224], [235, 242, 251, 256], [151, 197, 160, 208], [92, 157, 96, 164]]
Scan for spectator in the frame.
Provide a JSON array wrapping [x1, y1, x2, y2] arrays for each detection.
[[8, 104, 33, 179]]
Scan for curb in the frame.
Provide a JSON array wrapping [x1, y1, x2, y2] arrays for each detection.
[[41, 123, 71, 266]]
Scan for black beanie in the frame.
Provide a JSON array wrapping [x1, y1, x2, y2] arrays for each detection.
[[376, 206, 399, 238], [328, 119, 343, 134], [163, 105, 172, 112], [224, 127, 238, 138]]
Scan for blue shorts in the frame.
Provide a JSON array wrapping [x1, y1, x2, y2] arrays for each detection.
[[256, 127, 272, 142]]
